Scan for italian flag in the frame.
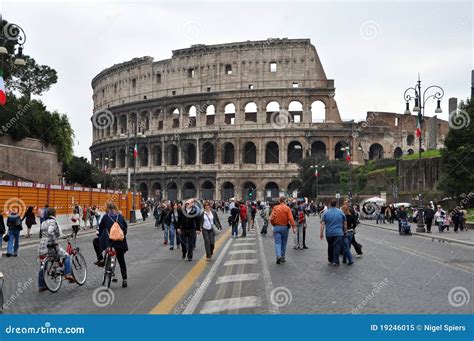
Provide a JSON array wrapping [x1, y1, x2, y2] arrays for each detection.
[[314, 169, 319, 177], [133, 144, 138, 159], [346, 147, 351, 162], [415, 114, 422, 138], [0, 69, 6, 106]]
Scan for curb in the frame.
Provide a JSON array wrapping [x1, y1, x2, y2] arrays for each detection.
[[1, 220, 147, 250], [360, 221, 474, 247]]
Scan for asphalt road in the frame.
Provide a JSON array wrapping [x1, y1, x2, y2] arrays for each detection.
[[1, 214, 473, 314]]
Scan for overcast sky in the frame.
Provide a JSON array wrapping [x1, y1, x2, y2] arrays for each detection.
[[2, 0, 472, 159]]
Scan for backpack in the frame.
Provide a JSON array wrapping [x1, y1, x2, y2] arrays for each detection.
[[298, 210, 305, 224], [109, 216, 124, 241]]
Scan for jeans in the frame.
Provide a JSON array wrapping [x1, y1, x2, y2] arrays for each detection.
[[38, 255, 72, 289], [294, 223, 304, 248], [351, 233, 363, 255], [342, 232, 353, 263], [169, 222, 176, 247], [261, 218, 268, 234], [181, 229, 197, 260], [231, 219, 239, 237], [326, 235, 343, 264], [7, 229, 20, 255], [202, 228, 215, 258], [163, 223, 170, 243], [437, 221, 445, 233], [273, 225, 289, 259], [241, 219, 247, 237]]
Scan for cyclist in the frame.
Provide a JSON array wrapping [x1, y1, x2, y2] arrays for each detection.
[[37, 208, 74, 291], [93, 202, 128, 288]]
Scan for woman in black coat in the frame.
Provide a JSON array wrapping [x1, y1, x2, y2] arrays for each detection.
[[22, 206, 37, 238]]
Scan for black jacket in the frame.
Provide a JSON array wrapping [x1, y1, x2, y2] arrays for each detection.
[[177, 207, 202, 231], [98, 213, 128, 251], [424, 208, 435, 220], [0, 216, 5, 235]]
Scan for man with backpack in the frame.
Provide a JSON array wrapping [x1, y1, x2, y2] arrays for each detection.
[[293, 200, 306, 250]]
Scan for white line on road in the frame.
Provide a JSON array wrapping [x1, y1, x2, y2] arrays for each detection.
[[223, 259, 258, 266], [231, 242, 255, 247], [216, 273, 259, 284], [229, 249, 257, 255], [182, 237, 233, 314], [200, 296, 262, 314]]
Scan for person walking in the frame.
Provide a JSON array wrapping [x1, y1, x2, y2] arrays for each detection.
[[161, 202, 171, 245], [229, 202, 240, 238], [343, 200, 362, 257], [341, 205, 355, 265], [177, 200, 201, 261], [71, 207, 81, 238], [22, 206, 36, 238], [164, 201, 180, 250], [89, 205, 97, 228], [293, 200, 306, 250], [153, 202, 164, 230], [269, 196, 296, 264], [93, 202, 129, 288], [260, 203, 269, 236], [424, 204, 435, 233], [201, 201, 222, 261], [38, 208, 74, 291], [240, 202, 248, 237], [434, 205, 447, 233], [320, 199, 346, 266], [81, 206, 89, 230], [6, 209, 23, 257], [0, 211, 6, 251]]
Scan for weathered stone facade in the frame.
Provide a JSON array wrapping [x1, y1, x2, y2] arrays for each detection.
[[90, 38, 448, 200]]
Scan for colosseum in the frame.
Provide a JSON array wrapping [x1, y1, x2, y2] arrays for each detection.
[[90, 38, 449, 201]]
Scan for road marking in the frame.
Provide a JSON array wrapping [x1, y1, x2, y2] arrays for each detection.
[[231, 242, 255, 247], [216, 273, 259, 284], [149, 228, 231, 314], [200, 296, 262, 314], [224, 259, 258, 266], [256, 217, 279, 314], [229, 249, 257, 255]]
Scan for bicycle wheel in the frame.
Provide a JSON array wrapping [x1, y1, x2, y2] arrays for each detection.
[[71, 252, 87, 285], [102, 255, 113, 288], [43, 258, 63, 293]]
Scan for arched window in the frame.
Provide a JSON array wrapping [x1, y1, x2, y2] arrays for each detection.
[[265, 182, 279, 199], [265, 142, 279, 163], [118, 149, 126, 168], [222, 182, 235, 201], [139, 183, 149, 199], [244, 102, 258, 123], [243, 142, 257, 164], [394, 147, 403, 159], [201, 181, 214, 200], [167, 182, 178, 201], [183, 182, 197, 199], [311, 100, 325, 123], [166, 144, 179, 165], [222, 143, 235, 164], [206, 104, 216, 125], [187, 106, 197, 127], [153, 145, 162, 166], [311, 141, 326, 157], [369, 143, 384, 160], [139, 146, 148, 167], [287, 141, 303, 163], [266, 101, 280, 124], [224, 103, 236, 125], [288, 101, 303, 123], [202, 142, 215, 164], [407, 134, 415, 146], [334, 141, 348, 160], [152, 182, 162, 200], [183, 143, 196, 165]]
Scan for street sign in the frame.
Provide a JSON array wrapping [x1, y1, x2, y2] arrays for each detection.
[[335, 193, 340, 199]]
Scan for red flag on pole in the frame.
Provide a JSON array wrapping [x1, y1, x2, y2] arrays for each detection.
[[415, 114, 422, 138], [133, 144, 138, 159]]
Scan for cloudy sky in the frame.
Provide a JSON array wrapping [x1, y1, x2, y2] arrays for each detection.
[[2, 0, 472, 159]]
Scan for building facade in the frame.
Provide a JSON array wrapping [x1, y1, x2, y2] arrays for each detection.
[[90, 38, 448, 200]]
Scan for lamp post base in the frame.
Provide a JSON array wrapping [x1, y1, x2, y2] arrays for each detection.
[[129, 210, 136, 223], [416, 222, 425, 233]]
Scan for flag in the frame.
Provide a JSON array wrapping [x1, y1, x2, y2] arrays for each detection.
[[314, 169, 319, 177], [346, 147, 351, 162], [0, 69, 6, 106], [133, 144, 138, 159], [415, 113, 422, 138]]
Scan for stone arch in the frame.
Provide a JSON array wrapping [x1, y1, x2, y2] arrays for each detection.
[[166, 144, 179, 165], [110, 150, 116, 168], [140, 111, 150, 132], [265, 182, 280, 199], [394, 147, 403, 159], [311, 100, 326, 122], [265, 141, 280, 163], [407, 149, 414, 155], [151, 182, 162, 199], [335, 141, 349, 160], [266, 101, 280, 124], [166, 182, 178, 201], [182, 143, 197, 165], [244, 102, 258, 123], [243, 141, 257, 164], [119, 115, 127, 134], [407, 134, 415, 146], [118, 149, 126, 168], [369, 143, 384, 160], [205, 104, 216, 125], [288, 141, 303, 163], [222, 142, 235, 164], [311, 141, 326, 156], [287, 180, 301, 194], [224, 102, 236, 125], [182, 181, 197, 199], [288, 100, 303, 123], [139, 182, 149, 199], [153, 144, 162, 166], [202, 142, 215, 164], [222, 182, 235, 201], [187, 105, 197, 127], [138, 146, 148, 167], [201, 181, 214, 200]]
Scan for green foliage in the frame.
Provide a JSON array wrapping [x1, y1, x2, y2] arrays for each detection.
[[63, 156, 124, 189], [402, 149, 440, 160], [439, 98, 474, 197], [5, 56, 58, 99], [0, 95, 74, 164]]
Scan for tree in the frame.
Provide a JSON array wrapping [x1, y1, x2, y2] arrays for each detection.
[[6, 56, 58, 99], [439, 98, 474, 197]]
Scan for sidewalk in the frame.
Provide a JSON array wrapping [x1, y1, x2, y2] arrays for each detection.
[[360, 220, 474, 247]]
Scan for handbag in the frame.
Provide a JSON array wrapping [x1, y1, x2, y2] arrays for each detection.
[[212, 224, 221, 235], [3, 233, 9, 242]]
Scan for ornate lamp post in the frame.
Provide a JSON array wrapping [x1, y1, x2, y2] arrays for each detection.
[[403, 74, 444, 232]]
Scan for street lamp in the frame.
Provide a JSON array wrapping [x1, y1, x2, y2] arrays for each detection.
[[311, 164, 325, 199], [403, 74, 444, 232], [0, 17, 27, 68]]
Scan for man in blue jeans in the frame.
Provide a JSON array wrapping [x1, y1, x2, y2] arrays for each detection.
[[269, 196, 296, 264], [320, 199, 346, 266]]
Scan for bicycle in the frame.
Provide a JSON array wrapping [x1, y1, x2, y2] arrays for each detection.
[[102, 243, 118, 288], [0, 272, 4, 314], [41, 236, 87, 293]]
